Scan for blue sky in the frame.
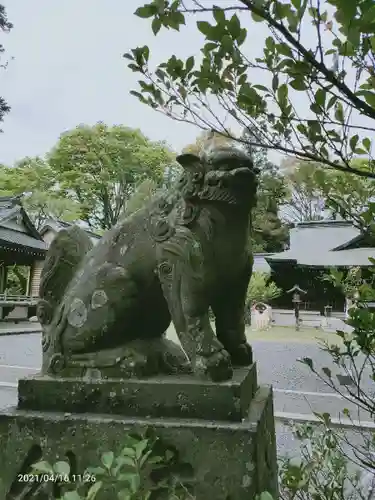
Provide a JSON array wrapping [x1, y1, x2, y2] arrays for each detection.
[[0, 0, 204, 165]]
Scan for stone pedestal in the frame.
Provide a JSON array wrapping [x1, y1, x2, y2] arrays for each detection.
[[0, 364, 278, 499]]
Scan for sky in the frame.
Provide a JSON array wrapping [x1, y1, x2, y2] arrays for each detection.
[[0, 1, 364, 169], [0, 0, 208, 165]]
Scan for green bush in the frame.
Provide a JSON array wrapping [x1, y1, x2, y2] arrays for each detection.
[[32, 431, 195, 500], [280, 262, 375, 499], [279, 416, 375, 499], [246, 271, 282, 306]]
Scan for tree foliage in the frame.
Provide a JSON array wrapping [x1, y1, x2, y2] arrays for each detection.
[[0, 158, 80, 229], [282, 160, 326, 223], [282, 158, 375, 224], [243, 127, 289, 251], [48, 123, 175, 230], [0, 4, 12, 129], [313, 159, 375, 227], [125, 0, 375, 180], [246, 271, 282, 305]]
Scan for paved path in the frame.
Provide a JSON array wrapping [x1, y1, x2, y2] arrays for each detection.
[[0, 321, 41, 336], [0, 325, 373, 462], [0, 326, 373, 421]]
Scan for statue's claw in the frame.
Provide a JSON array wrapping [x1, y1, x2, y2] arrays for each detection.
[[202, 348, 233, 382], [227, 342, 253, 367]]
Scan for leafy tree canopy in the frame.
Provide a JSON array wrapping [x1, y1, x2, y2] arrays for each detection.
[[282, 160, 326, 223], [0, 4, 12, 129], [125, 0, 375, 180], [242, 127, 289, 252], [282, 158, 375, 225], [0, 157, 80, 229], [48, 123, 175, 230]]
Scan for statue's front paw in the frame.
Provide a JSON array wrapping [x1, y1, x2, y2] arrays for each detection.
[[201, 349, 233, 382], [228, 342, 253, 367]]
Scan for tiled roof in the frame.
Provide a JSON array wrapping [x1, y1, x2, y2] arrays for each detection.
[[40, 219, 101, 240], [266, 220, 375, 268], [0, 228, 47, 251], [0, 196, 46, 253], [266, 248, 375, 267]]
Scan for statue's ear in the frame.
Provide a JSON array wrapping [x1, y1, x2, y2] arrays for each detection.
[[176, 153, 204, 173]]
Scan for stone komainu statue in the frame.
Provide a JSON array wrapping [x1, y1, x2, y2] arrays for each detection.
[[37, 145, 258, 381]]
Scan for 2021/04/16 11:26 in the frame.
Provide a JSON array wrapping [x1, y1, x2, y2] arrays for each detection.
[[18, 473, 96, 483]]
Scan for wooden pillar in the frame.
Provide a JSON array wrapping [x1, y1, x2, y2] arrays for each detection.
[[28, 260, 44, 297], [0, 264, 7, 295]]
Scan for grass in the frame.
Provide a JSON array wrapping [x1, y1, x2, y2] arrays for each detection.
[[245, 325, 334, 344], [166, 323, 335, 345]]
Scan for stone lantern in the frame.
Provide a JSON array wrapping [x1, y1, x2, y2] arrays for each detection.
[[287, 284, 307, 331]]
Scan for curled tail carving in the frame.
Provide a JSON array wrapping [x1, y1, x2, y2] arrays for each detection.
[[37, 226, 93, 326]]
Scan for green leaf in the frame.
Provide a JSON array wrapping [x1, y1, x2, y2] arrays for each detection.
[[334, 102, 344, 123], [362, 90, 375, 108], [237, 28, 247, 46], [258, 493, 274, 500], [53, 461, 70, 476], [168, 11, 185, 30], [272, 74, 279, 92], [151, 18, 162, 35], [87, 481, 103, 500], [116, 456, 136, 468], [101, 451, 115, 470], [221, 34, 233, 53], [213, 7, 225, 24], [251, 12, 264, 22], [291, 0, 301, 8], [326, 95, 337, 110], [121, 447, 136, 457], [135, 439, 149, 459], [275, 43, 293, 57], [265, 36, 275, 51], [134, 5, 155, 19], [32, 461, 54, 474], [289, 79, 307, 90], [349, 134, 359, 151], [277, 83, 288, 103], [185, 55, 195, 73], [253, 84, 268, 92], [315, 88, 326, 108], [85, 466, 106, 476], [197, 21, 213, 36], [363, 137, 371, 151], [228, 14, 241, 40], [62, 492, 82, 500]]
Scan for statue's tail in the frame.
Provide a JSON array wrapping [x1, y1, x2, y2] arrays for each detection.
[[37, 226, 93, 326]]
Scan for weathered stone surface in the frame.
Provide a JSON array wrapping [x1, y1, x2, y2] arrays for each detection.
[[37, 145, 259, 382], [18, 365, 257, 422], [0, 386, 277, 500]]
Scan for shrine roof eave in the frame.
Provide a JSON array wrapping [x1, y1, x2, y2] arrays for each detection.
[[0, 241, 46, 260], [266, 248, 375, 268]]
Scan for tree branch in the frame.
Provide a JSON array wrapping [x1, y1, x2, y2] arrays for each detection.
[[239, 0, 375, 121]]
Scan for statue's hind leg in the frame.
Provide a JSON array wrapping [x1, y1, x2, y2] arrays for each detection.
[[43, 270, 190, 379]]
